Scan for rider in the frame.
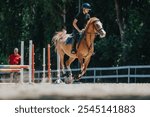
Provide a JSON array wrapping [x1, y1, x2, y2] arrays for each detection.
[[71, 3, 91, 54]]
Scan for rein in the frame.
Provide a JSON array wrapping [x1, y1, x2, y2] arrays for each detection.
[[83, 19, 103, 58]]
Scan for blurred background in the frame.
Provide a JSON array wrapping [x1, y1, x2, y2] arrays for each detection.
[[0, 0, 150, 70]]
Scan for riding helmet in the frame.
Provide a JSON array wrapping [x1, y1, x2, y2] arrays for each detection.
[[82, 3, 91, 10]]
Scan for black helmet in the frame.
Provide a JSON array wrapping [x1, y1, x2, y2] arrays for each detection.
[[82, 3, 91, 10]]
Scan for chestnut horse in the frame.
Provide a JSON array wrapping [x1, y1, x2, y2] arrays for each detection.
[[52, 17, 106, 81]]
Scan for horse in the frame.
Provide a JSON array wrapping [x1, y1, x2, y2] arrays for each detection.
[[52, 17, 106, 82]]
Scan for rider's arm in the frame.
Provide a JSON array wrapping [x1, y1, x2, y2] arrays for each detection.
[[73, 19, 82, 33]]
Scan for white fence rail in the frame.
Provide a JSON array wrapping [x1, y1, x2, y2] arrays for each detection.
[[34, 65, 150, 83], [1, 65, 150, 83]]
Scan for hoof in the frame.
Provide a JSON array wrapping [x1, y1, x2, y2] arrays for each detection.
[[64, 76, 74, 84], [73, 75, 79, 80], [61, 73, 67, 77], [74, 74, 82, 80], [54, 79, 64, 84], [78, 74, 82, 79], [62, 72, 72, 77]]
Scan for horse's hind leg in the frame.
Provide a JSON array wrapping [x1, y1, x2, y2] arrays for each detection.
[[57, 48, 66, 76], [65, 57, 75, 76]]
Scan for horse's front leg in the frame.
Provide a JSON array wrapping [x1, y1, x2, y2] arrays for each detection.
[[78, 56, 91, 80], [74, 56, 84, 80]]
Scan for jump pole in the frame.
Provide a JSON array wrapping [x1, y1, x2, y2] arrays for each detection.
[[55, 50, 63, 84], [20, 41, 24, 83], [57, 52, 60, 79], [43, 48, 46, 79], [0, 65, 28, 69], [32, 44, 35, 82], [0, 69, 20, 72], [29, 40, 32, 84], [47, 44, 51, 82]]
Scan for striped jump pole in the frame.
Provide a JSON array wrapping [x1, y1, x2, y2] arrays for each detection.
[[0, 69, 21, 72], [0, 65, 29, 69]]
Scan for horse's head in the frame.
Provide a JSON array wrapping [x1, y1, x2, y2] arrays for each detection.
[[85, 17, 106, 38]]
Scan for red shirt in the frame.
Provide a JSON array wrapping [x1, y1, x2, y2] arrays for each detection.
[[8, 54, 21, 65]]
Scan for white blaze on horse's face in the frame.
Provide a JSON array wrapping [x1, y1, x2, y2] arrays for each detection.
[[94, 20, 106, 38]]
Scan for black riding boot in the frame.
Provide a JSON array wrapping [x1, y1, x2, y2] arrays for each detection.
[[71, 38, 77, 54]]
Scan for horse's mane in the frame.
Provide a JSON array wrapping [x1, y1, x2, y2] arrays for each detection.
[[85, 17, 100, 30]]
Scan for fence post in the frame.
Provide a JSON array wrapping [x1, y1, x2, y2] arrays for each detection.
[[135, 68, 137, 83], [94, 69, 96, 83], [116, 69, 118, 83], [128, 66, 130, 83]]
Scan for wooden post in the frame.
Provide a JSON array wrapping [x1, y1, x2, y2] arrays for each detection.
[[47, 44, 51, 82]]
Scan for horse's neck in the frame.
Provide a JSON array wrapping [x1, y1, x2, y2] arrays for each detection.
[[84, 25, 96, 48], [84, 33, 96, 49]]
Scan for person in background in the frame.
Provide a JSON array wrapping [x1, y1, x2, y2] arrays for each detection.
[[8, 48, 21, 82]]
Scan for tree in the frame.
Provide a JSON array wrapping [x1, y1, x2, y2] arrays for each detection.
[[114, 0, 125, 42]]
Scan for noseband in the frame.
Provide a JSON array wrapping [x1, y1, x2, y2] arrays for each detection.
[[93, 20, 104, 34]]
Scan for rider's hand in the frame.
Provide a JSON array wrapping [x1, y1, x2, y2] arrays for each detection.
[[78, 30, 82, 35], [78, 30, 82, 33], [78, 29, 85, 34], [81, 29, 85, 33]]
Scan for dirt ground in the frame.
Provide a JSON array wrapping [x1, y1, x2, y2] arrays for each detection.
[[0, 83, 150, 99]]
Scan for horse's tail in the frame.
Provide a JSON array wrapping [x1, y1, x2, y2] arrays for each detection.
[[52, 33, 59, 46], [52, 29, 72, 51], [52, 30, 64, 51]]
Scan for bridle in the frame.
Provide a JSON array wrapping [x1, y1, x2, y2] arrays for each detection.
[[85, 20, 103, 35]]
